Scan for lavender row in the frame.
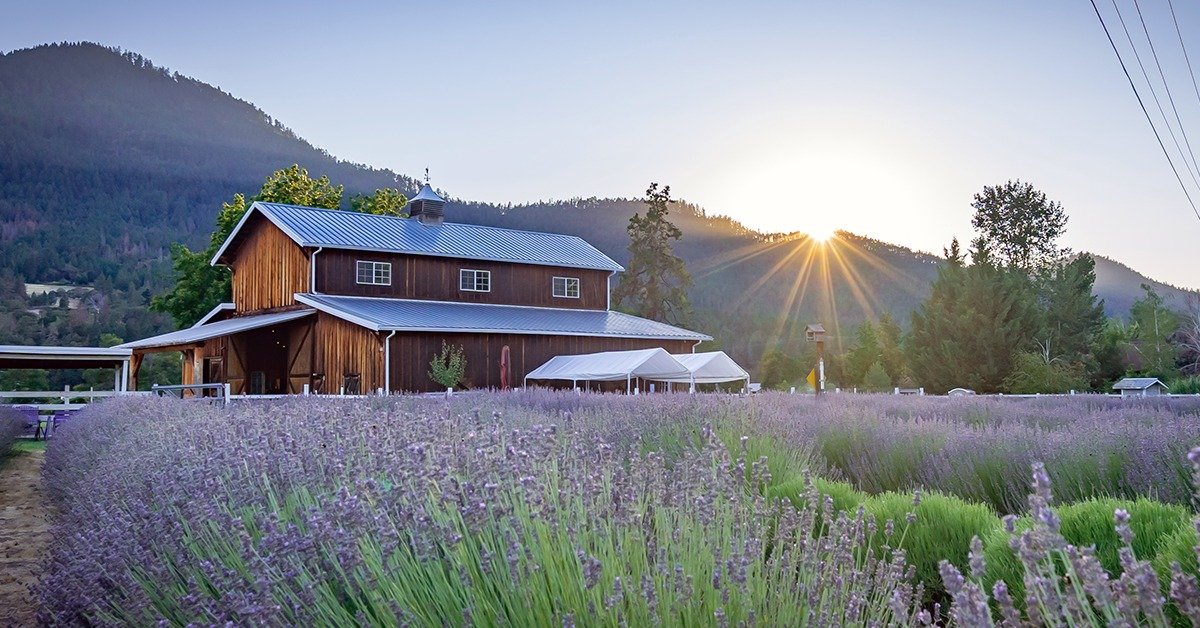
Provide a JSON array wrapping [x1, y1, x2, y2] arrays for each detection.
[[39, 396, 922, 625]]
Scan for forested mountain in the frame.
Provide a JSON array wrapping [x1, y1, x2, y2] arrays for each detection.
[[0, 42, 1192, 373]]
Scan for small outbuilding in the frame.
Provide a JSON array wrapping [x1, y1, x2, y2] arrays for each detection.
[[1112, 377, 1169, 397]]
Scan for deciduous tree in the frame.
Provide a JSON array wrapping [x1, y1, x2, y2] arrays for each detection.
[[970, 180, 1068, 273], [1129, 284, 1181, 379]]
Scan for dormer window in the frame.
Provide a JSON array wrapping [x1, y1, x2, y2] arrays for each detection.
[[553, 276, 580, 298], [356, 260, 391, 285], [460, 269, 491, 292]]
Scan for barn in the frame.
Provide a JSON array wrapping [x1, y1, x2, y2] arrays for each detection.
[[119, 185, 710, 394]]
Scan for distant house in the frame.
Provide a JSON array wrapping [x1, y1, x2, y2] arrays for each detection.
[[119, 183, 710, 394], [1112, 377, 1169, 397]]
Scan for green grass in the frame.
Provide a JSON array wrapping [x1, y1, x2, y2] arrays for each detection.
[[11, 439, 47, 453]]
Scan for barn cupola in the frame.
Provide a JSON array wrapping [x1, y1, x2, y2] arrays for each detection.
[[406, 169, 446, 225]]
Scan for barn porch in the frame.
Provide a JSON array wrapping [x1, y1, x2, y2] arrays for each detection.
[[117, 310, 319, 395]]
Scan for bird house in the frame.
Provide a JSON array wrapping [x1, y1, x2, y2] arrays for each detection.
[[805, 323, 826, 343]]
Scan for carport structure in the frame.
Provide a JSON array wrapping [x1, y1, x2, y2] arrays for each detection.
[[0, 345, 133, 409]]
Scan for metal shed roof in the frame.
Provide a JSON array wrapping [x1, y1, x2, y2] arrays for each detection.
[[295, 294, 711, 341], [0, 345, 131, 369], [117, 310, 314, 351], [1112, 377, 1168, 390], [212, 202, 625, 272]]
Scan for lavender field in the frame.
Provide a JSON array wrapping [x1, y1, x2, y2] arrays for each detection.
[[35, 393, 1200, 625]]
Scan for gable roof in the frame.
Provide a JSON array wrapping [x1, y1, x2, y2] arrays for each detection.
[[294, 293, 711, 341], [212, 201, 624, 272], [1112, 377, 1168, 390]]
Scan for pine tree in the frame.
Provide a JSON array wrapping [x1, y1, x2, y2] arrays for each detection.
[[1036, 255, 1104, 368], [861, 360, 892, 392], [612, 183, 693, 325], [844, 321, 881, 386], [908, 244, 1041, 393]]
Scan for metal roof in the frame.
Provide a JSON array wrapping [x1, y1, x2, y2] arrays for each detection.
[[0, 345, 132, 369], [192, 302, 235, 328], [1112, 377, 1167, 390], [212, 202, 624, 272], [117, 310, 314, 351], [295, 294, 711, 341]]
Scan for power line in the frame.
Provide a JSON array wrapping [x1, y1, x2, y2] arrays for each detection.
[[1166, 0, 1200, 117], [1109, 0, 1200, 190], [1132, 0, 1200, 185], [1089, 0, 1200, 220]]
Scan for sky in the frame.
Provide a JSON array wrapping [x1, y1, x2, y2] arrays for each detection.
[[3, 0, 1199, 289]]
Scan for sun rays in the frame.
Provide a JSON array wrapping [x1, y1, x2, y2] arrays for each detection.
[[692, 231, 915, 347]]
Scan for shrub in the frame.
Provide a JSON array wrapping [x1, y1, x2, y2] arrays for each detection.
[[427, 341, 466, 389], [767, 476, 864, 519], [1168, 375, 1200, 394], [863, 490, 1001, 604], [1003, 352, 1089, 393]]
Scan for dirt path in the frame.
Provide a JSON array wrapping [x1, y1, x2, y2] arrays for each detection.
[[0, 448, 47, 627]]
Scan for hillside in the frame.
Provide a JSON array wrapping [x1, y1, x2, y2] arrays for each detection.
[[0, 42, 1192, 370]]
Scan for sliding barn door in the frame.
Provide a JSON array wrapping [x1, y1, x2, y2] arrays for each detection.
[[287, 321, 315, 394]]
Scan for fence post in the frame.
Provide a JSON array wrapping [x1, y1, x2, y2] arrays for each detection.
[[303, 383, 310, 396], [223, 383, 231, 406]]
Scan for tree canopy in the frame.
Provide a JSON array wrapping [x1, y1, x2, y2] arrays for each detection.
[[970, 180, 1068, 273]]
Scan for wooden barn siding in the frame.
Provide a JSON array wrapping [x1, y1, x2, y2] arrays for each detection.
[[314, 313, 385, 394], [230, 215, 310, 313], [316, 251, 609, 310], [389, 332, 695, 393]]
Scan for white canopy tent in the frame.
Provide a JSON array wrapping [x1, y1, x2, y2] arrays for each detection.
[[524, 348, 691, 393], [655, 351, 750, 392]]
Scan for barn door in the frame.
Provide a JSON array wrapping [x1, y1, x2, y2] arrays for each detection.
[[226, 338, 247, 395], [287, 322, 315, 394]]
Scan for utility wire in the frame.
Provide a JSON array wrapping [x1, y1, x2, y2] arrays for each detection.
[[1132, 0, 1200, 184], [1166, 0, 1200, 117], [1109, 0, 1200, 190], [1089, 0, 1200, 220]]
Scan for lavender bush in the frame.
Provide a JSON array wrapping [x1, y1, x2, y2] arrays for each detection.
[[40, 396, 923, 625], [0, 405, 25, 456]]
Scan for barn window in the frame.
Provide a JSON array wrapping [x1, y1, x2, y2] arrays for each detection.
[[553, 276, 580, 298], [459, 269, 491, 292], [356, 260, 391, 285]]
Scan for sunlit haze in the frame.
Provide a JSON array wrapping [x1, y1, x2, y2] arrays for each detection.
[[4, 0, 1199, 288]]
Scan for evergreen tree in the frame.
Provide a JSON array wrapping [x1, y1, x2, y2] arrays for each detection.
[[1035, 255, 1105, 370], [1092, 318, 1131, 389], [612, 183, 693, 325], [758, 347, 801, 390], [861, 360, 892, 392], [876, 312, 908, 384], [844, 321, 881, 386], [908, 242, 1041, 393]]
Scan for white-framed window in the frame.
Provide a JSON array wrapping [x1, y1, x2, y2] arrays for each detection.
[[553, 276, 580, 298], [356, 260, 392, 285], [459, 269, 491, 292]]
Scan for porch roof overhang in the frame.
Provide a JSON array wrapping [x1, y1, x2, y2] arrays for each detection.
[[116, 309, 315, 352], [0, 345, 132, 370]]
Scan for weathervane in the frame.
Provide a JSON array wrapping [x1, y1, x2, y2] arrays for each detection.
[[424, 167, 430, 185]]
